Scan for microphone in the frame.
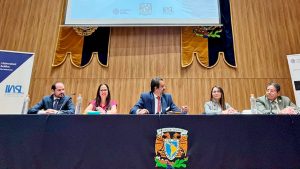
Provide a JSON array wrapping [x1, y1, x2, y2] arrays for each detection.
[[165, 106, 171, 114], [57, 96, 71, 114], [157, 107, 170, 115]]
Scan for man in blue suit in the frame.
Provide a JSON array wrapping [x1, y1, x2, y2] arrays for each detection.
[[28, 82, 75, 114], [130, 77, 188, 114]]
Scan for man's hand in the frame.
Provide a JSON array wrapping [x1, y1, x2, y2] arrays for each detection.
[[137, 109, 149, 114], [45, 109, 58, 114], [181, 106, 189, 113], [280, 107, 297, 115]]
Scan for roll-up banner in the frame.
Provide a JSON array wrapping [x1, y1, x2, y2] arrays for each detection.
[[0, 50, 34, 114]]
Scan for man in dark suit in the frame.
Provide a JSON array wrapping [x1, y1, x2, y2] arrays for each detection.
[[256, 82, 299, 114], [130, 77, 188, 114], [28, 82, 75, 114]]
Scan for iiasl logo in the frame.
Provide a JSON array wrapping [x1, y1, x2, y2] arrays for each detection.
[[5, 85, 23, 94]]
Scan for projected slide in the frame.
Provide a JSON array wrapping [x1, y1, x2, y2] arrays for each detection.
[[65, 0, 220, 26]]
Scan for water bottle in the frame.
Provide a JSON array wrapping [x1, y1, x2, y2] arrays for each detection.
[[21, 95, 30, 114], [75, 94, 82, 114], [250, 94, 257, 114]]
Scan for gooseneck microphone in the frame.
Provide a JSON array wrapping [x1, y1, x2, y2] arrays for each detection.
[[57, 96, 71, 114]]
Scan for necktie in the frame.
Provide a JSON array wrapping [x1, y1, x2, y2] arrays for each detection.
[[53, 99, 59, 110], [270, 101, 280, 114], [274, 101, 280, 113], [157, 96, 161, 114]]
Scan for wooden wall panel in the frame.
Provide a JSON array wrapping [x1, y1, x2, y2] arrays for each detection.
[[0, 0, 299, 114]]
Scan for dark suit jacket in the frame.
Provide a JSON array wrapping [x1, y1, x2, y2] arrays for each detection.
[[28, 95, 75, 114], [130, 92, 181, 114]]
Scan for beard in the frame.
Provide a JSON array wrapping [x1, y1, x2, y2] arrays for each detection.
[[57, 93, 65, 98]]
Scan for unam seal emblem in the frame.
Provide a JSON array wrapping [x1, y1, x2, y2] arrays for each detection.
[[155, 128, 188, 169]]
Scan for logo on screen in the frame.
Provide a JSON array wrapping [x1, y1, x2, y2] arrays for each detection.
[[139, 3, 152, 15], [163, 7, 173, 15], [113, 8, 119, 15], [5, 84, 23, 94], [155, 128, 188, 169]]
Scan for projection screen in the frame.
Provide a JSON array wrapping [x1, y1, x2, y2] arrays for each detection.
[[65, 0, 221, 26]]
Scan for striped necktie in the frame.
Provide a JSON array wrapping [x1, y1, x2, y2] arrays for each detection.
[[53, 99, 59, 110]]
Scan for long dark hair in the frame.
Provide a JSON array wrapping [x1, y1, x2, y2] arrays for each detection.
[[95, 84, 111, 110], [210, 86, 226, 110]]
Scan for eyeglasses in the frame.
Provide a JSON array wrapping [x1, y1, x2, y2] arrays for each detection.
[[100, 89, 108, 92], [267, 89, 277, 93]]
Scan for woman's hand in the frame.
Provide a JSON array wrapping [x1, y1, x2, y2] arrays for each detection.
[[222, 108, 238, 114], [96, 107, 107, 114]]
